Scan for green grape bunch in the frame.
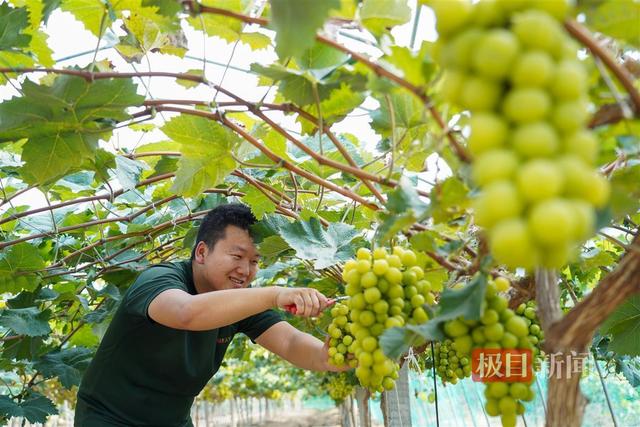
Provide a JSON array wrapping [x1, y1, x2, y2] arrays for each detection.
[[428, 0, 609, 271], [324, 372, 357, 403], [327, 302, 357, 369], [333, 246, 438, 393], [437, 278, 542, 427]]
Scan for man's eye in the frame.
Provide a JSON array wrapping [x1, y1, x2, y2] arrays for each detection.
[[251, 260, 259, 265], [232, 255, 241, 260]]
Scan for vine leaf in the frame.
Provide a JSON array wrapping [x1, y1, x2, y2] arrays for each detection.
[[21, 132, 99, 186], [0, 393, 58, 424], [161, 115, 239, 197], [0, 242, 45, 274], [297, 42, 349, 79], [242, 186, 277, 220], [187, 0, 244, 43], [381, 275, 487, 358], [601, 294, 640, 357], [113, 156, 147, 191], [0, 3, 32, 50], [360, 0, 411, 36], [0, 76, 143, 185], [176, 69, 205, 88], [376, 178, 429, 243], [609, 163, 640, 220], [0, 308, 51, 337], [60, 0, 109, 37], [298, 83, 365, 135], [616, 356, 640, 389], [257, 235, 291, 261], [34, 347, 93, 389], [381, 45, 435, 88], [269, 0, 340, 59], [586, 0, 640, 45], [251, 63, 318, 106], [277, 217, 359, 269]]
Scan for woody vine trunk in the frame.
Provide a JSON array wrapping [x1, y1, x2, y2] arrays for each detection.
[[536, 234, 640, 427]]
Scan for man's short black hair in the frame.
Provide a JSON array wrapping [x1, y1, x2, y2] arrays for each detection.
[[191, 203, 256, 260]]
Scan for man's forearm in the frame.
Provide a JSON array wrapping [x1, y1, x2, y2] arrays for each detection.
[[183, 287, 278, 330], [284, 332, 328, 371]]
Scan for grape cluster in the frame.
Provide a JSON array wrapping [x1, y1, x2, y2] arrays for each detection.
[[437, 279, 541, 427], [516, 300, 545, 369], [325, 372, 357, 403], [432, 339, 472, 384], [329, 246, 436, 393], [327, 302, 357, 368], [429, 0, 609, 270]]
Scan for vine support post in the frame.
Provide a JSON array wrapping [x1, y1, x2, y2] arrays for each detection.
[[381, 362, 411, 427], [535, 268, 587, 427], [355, 386, 371, 427]]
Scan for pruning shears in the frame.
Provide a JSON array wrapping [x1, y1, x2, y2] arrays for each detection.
[[284, 295, 349, 315]]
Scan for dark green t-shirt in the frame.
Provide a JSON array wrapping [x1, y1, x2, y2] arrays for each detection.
[[75, 260, 282, 427]]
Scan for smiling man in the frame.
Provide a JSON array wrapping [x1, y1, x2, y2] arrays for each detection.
[[75, 203, 345, 427]]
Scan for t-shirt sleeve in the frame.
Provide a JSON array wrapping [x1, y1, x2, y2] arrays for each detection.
[[236, 309, 284, 342], [122, 265, 189, 321]]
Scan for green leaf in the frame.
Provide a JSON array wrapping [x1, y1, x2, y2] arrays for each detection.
[[43, 0, 62, 23], [34, 347, 93, 389], [587, 0, 640, 45], [242, 186, 277, 220], [257, 235, 291, 260], [382, 43, 435, 88], [61, 0, 109, 37], [0, 274, 40, 294], [436, 274, 488, 322], [251, 63, 317, 106], [297, 42, 349, 79], [239, 32, 271, 50], [0, 242, 45, 273], [176, 69, 205, 88], [21, 132, 99, 185], [384, 274, 488, 357], [579, 247, 615, 271], [270, 0, 340, 59], [360, 0, 411, 36], [379, 325, 427, 359], [0, 308, 51, 337], [0, 76, 143, 184], [429, 177, 469, 224], [609, 164, 640, 219], [68, 324, 100, 348], [161, 115, 239, 197], [188, 0, 244, 43], [0, 4, 31, 50], [299, 83, 365, 135], [601, 294, 640, 357], [113, 156, 147, 191], [277, 217, 359, 269], [617, 356, 640, 389], [376, 178, 430, 242], [371, 90, 425, 134], [0, 393, 57, 424]]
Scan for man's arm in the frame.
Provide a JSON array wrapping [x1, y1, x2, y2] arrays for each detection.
[[148, 287, 328, 331], [255, 322, 350, 372]]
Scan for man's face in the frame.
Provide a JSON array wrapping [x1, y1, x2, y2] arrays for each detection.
[[195, 225, 260, 292]]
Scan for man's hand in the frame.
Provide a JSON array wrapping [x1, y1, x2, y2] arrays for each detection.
[[274, 287, 331, 317]]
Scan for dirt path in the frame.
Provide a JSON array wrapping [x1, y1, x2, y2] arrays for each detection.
[[244, 407, 342, 426]]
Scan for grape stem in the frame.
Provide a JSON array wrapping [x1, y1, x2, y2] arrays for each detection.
[[564, 20, 640, 117]]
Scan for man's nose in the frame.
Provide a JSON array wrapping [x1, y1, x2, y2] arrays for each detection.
[[237, 260, 250, 276]]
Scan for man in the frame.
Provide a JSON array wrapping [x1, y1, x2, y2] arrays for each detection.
[[75, 203, 345, 426]]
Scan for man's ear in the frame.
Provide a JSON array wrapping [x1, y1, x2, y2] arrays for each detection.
[[193, 241, 208, 264]]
